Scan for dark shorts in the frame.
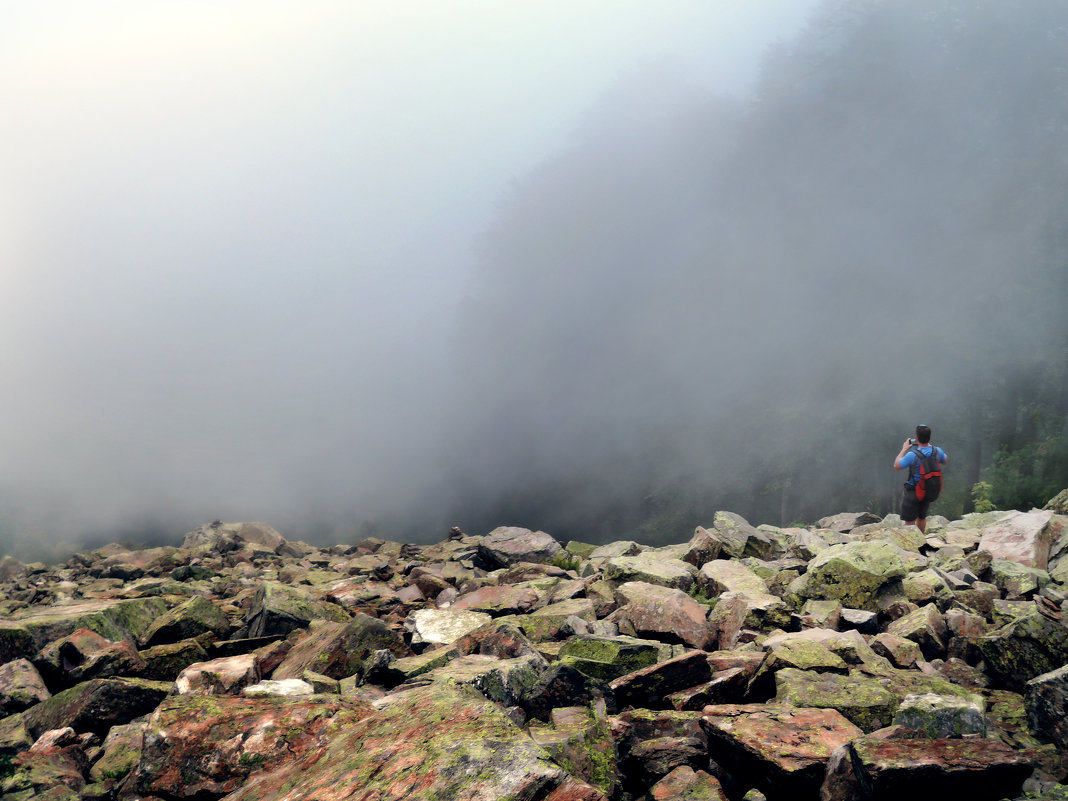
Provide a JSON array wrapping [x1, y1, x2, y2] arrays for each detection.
[[900, 485, 930, 522]]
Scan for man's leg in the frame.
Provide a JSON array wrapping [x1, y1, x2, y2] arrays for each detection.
[[901, 487, 920, 529], [916, 517, 927, 534]]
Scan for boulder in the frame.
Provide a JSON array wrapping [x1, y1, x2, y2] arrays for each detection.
[[667, 667, 749, 711], [0, 713, 33, 758], [608, 582, 714, 650], [139, 595, 232, 647], [0, 622, 35, 663], [650, 765, 728, 801], [0, 744, 87, 801], [88, 718, 147, 787], [406, 608, 493, 650], [272, 614, 407, 681], [700, 704, 863, 799], [558, 635, 665, 682], [698, 560, 769, 597], [891, 692, 986, 738], [977, 509, 1059, 569], [901, 569, 953, 609], [478, 526, 562, 567], [610, 651, 713, 710], [703, 512, 780, 560], [682, 529, 724, 569], [527, 706, 617, 797], [138, 637, 211, 681], [243, 582, 349, 638], [1025, 663, 1068, 750], [519, 598, 597, 642], [846, 737, 1032, 801], [219, 682, 569, 801], [21, 677, 171, 739], [523, 664, 611, 722], [797, 541, 906, 611], [885, 604, 948, 660], [132, 693, 374, 799], [402, 653, 548, 707], [987, 558, 1050, 597], [604, 556, 696, 591], [623, 735, 710, 791], [976, 602, 1068, 692], [12, 597, 167, 650], [453, 619, 542, 659], [182, 520, 286, 552], [871, 633, 922, 669], [817, 512, 882, 533], [174, 654, 260, 695], [0, 658, 51, 716], [452, 582, 542, 615], [774, 669, 899, 732]]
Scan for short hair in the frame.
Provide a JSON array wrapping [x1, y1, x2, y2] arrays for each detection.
[[916, 425, 932, 444]]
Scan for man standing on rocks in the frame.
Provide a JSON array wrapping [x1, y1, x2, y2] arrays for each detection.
[[894, 424, 947, 534]]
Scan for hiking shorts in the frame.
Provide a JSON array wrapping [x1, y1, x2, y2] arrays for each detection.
[[900, 485, 930, 522]]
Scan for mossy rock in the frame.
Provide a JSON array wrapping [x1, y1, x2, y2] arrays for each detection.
[[527, 707, 617, 796], [892, 692, 986, 738], [798, 541, 907, 611], [773, 669, 898, 732], [22, 677, 172, 739], [558, 635, 663, 682], [977, 604, 1068, 692], [0, 624, 35, 664], [217, 681, 566, 800], [139, 595, 231, 647], [988, 559, 1050, 597], [13, 597, 168, 650]]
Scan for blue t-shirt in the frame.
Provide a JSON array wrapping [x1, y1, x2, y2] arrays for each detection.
[[899, 445, 947, 486]]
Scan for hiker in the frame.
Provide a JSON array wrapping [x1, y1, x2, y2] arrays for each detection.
[[893, 424, 948, 534]]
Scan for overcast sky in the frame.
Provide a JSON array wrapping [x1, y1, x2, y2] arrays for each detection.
[[0, 1, 820, 547]]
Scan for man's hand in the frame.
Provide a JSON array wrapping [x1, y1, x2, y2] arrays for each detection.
[[894, 439, 912, 470]]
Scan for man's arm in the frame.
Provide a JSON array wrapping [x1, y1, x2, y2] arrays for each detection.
[[894, 439, 913, 470]]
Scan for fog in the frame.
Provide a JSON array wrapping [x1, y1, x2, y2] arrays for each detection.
[[3, 1, 1066, 556]]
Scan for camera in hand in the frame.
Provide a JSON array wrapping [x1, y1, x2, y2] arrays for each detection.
[[908, 437, 916, 445]]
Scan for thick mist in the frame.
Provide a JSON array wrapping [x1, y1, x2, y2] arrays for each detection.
[[0, 2, 820, 556], [2, 1, 1066, 557], [431, 0, 1068, 542]]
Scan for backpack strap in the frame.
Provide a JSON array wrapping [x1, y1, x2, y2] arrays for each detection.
[[906, 445, 922, 486]]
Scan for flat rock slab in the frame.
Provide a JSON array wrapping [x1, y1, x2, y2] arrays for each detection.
[[773, 669, 898, 733], [604, 556, 696, 591], [611, 650, 712, 709], [133, 693, 374, 799], [978, 509, 1058, 569], [406, 608, 492, 648], [558, 635, 665, 682], [700, 703, 862, 799], [477, 526, 562, 567], [12, 597, 168, 650], [401, 653, 547, 707], [219, 681, 567, 800], [848, 737, 1033, 801]]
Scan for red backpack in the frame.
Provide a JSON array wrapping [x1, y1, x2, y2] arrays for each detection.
[[910, 445, 943, 502]]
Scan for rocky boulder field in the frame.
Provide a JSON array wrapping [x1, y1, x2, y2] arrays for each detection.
[[3, 495, 1068, 800]]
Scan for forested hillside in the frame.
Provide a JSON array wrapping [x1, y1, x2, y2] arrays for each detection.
[[442, 0, 1068, 543]]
